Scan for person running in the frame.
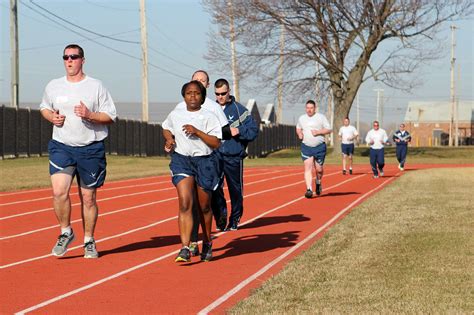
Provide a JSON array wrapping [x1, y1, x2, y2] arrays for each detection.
[[211, 78, 259, 231], [296, 100, 332, 198], [162, 80, 222, 262], [338, 117, 359, 175], [365, 120, 389, 178], [175, 70, 230, 257], [39, 44, 117, 258], [393, 123, 411, 171]]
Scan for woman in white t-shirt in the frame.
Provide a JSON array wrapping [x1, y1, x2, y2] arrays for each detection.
[[162, 81, 222, 262]]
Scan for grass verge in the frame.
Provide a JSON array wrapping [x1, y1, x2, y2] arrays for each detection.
[[230, 167, 474, 313]]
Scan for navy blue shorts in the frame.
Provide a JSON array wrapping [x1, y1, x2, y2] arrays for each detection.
[[169, 152, 220, 192], [48, 139, 106, 188], [341, 143, 355, 155], [301, 143, 327, 165]]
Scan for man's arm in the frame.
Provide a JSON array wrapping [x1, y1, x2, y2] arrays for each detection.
[[74, 101, 114, 124]]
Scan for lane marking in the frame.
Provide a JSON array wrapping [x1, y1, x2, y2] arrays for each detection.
[[12, 174, 374, 314], [198, 175, 397, 314]]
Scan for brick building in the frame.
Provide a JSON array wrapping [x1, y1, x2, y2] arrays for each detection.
[[404, 100, 473, 146]]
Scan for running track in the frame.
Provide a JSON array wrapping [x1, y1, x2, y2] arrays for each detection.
[[0, 164, 448, 314]]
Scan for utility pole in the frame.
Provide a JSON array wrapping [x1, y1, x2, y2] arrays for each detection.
[[327, 89, 334, 146], [276, 23, 285, 124], [455, 63, 460, 146], [356, 92, 360, 145], [374, 88, 384, 125], [315, 62, 320, 112], [449, 25, 457, 146], [139, 0, 149, 122], [228, 0, 240, 102], [10, 0, 19, 109]]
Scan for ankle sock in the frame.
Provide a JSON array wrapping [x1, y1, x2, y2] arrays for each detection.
[[61, 226, 72, 236]]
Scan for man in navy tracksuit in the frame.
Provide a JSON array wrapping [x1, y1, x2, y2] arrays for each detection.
[[212, 78, 259, 231], [393, 123, 411, 171]]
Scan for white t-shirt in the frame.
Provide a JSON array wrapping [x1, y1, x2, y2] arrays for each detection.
[[296, 113, 331, 147], [175, 97, 228, 127], [39, 76, 117, 147], [339, 125, 359, 144], [365, 129, 388, 149], [162, 107, 222, 156]]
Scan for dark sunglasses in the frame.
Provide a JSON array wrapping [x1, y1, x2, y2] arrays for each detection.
[[215, 91, 228, 96], [62, 54, 82, 61]]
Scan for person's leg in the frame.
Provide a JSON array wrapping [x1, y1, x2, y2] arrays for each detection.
[[196, 187, 213, 244], [51, 173, 75, 229], [341, 144, 347, 173], [369, 148, 378, 176], [224, 157, 244, 230], [303, 157, 314, 190], [378, 148, 385, 175], [211, 179, 227, 230], [190, 187, 200, 243], [349, 144, 354, 174], [396, 145, 402, 168], [400, 145, 407, 169], [176, 177, 195, 248]]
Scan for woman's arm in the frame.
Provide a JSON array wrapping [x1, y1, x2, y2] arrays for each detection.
[[182, 124, 220, 150]]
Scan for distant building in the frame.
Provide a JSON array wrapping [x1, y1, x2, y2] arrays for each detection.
[[261, 103, 276, 125], [404, 100, 474, 146], [246, 99, 262, 125]]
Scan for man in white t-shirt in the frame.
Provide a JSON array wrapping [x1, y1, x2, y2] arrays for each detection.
[[39, 44, 117, 259], [296, 100, 332, 198], [365, 120, 390, 178], [338, 117, 359, 175]]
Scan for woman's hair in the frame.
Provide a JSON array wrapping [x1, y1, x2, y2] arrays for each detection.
[[181, 80, 207, 105]]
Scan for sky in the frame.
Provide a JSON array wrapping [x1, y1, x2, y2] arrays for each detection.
[[1, 0, 473, 126]]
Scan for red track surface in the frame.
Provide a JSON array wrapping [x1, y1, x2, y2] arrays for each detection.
[[1, 164, 466, 314]]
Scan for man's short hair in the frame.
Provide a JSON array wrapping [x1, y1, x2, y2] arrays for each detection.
[[306, 100, 316, 107], [214, 78, 229, 89], [192, 70, 209, 82], [64, 44, 84, 57]]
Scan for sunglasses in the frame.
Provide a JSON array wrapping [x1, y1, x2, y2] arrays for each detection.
[[62, 54, 82, 61], [215, 91, 228, 96]]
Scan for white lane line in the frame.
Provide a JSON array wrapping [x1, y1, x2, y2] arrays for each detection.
[[198, 175, 397, 314], [12, 174, 372, 314], [0, 169, 287, 211], [0, 170, 304, 222], [1, 170, 345, 267]]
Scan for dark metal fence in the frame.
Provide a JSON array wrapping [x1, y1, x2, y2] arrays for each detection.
[[1, 105, 298, 159]]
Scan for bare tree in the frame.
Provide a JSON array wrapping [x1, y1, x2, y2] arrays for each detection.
[[203, 0, 472, 153]]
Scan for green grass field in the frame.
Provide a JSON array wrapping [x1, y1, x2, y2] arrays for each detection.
[[1, 147, 472, 312]]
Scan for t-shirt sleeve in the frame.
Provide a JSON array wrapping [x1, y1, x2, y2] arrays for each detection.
[[97, 83, 117, 121], [39, 83, 53, 112], [162, 113, 174, 135]]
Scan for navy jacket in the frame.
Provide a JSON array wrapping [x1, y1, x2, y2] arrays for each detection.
[[393, 130, 411, 146], [218, 96, 259, 157]]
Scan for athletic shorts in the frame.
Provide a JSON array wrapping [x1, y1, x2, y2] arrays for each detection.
[[169, 151, 220, 192], [48, 139, 106, 189], [341, 143, 355, 155], [301, 142, 327, 165]]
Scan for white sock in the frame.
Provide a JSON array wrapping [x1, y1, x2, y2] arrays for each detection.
[[61, 226, 72, 235], [316, 180, 321, 184], [307, 187, 312, 191], [84, 236, 93, 243]]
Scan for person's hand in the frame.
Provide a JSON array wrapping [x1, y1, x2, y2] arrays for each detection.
[[311, 129, 319, 136], [52, 110, 65, 127], [164, 139, 175, 152], [74, 101, 92, 119], [369, 139, 374, 145], [395, 139, 400, 142], [182, 124, 199, 137], [230, 127, 239, 137]]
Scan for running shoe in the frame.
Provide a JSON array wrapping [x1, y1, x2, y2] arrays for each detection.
[[84, 238, 99, 259], [216, 215, 227, 232], [189, 242, 200, 257], [380, 171, 384, 177], [349, 169, 353, 175], [225, 221, 238, 231], [175, 247, 191, 262], [52, 230, 75, 257], [373, 175, 379, 179], [200, 242, 213, 262], [400, 167, 404, 171], [316, 182, 322, 196], [304, 189, 313, 198], [342, 170, 346, 175]]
